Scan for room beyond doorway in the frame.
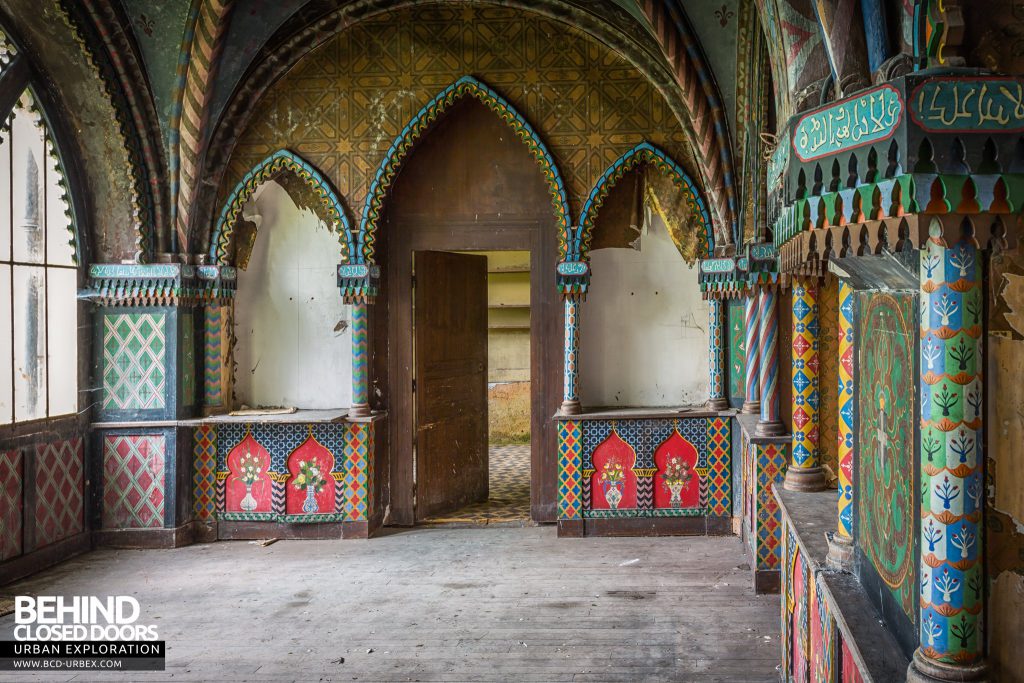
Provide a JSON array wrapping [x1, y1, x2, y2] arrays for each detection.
[[420, 251, 532, 526]]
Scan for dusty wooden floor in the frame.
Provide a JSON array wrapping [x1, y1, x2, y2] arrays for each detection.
[[0, 527, 780, 682]]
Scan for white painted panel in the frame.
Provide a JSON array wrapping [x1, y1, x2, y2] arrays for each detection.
[[580, 215, 708, 407], [234, 182, 351, 409]]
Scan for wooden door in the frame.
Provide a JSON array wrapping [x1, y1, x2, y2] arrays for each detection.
[[413, 251, 489, 520]]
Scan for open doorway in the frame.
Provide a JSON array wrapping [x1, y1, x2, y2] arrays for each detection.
[[374, 95, 563, 527], [415, 250, 532, 526]]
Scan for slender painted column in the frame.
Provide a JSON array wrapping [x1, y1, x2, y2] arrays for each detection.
[[560, 297, 582, 415], [908, 229, 987, 682], [741, 294, 761, 414], [828, 280, 856, 567], [784, 278, 826, 491], [756, 285, 785, 436], [707, 298, 729, 409], [350, 302, 371, 417]]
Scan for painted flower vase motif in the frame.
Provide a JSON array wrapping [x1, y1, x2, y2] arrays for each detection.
[[604, 482, 624, 510], [600, 461, 626, 510], [240, 483, 258, 512], [661, 455, 692, 509], [667, 480, 685, 509], [302, 484, 318, 514], [293, 459, 327, 514], [235, 450, 264, 512]]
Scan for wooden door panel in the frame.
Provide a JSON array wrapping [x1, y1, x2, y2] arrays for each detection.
[[414, 251, 488, 520]]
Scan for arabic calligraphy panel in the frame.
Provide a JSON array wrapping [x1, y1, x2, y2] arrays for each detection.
[[910, 77, 1024, 133], [793, 85, 904, 162]]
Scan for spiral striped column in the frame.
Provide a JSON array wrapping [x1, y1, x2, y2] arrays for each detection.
[[909, 228, 987, 681], [742, 294, 761, 414], [784, 278, 826, 491], [836, 280, 855, 538], [350, 302, 370, 417], [707, 299, 729, 409], [560, 297, 582, 415], [756, 285, 785, 436]]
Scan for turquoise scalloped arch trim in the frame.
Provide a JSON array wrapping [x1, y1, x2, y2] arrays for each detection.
[[357, 75, 572, 263], [576, 142, 713, 260], [211, 149, 352, 264]]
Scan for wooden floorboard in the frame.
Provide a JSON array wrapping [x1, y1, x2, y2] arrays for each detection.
[[0, 527, 779, 682]]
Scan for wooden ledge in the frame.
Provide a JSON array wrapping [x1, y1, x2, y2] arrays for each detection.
[[552, 406, 737, 421]]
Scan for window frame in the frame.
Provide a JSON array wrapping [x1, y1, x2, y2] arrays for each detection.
[[0, 27, 86, 433]]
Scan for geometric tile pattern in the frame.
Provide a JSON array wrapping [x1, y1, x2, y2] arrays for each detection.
[[708, 299, 726, 401], [203, 306, 224, 407], [567, 417, 732, 520], [231, 7, 701, 261], [636, 475, 654, 509], [351, 303, 369, 406], [102, 435, 166, 529], [33, 438, 84, 547], [342, 423, 371, 521], [0, 449, 23, 561], [209, 421, 372, 524], [193, 426, 216, 521], [102, 313, 166, 410], [421, 446, 531, 523], [782, 525, 794, 677], [790, 279, 819, 470], [216, 422, 349, 474], [755, 441, 788, 570], [182, 312, 195, 407], [271, 479, 286, 515], [557, 421, 582, 520], [706, 417, 732, 516], [580, 418, 708, 470], [811, 573, 836, 683], [563, 299, 580, 403], [837, 280, 855, 539]]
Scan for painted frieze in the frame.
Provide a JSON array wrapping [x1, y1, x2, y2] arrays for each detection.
[[857, 291, 917, 621]]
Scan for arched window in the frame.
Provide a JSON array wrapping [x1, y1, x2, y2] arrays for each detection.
[[0, 33, 79, 425]]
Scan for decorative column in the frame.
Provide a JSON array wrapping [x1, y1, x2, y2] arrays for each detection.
[[828, 279, 856, 567], [350, 302, 370, 417], [784, 278, 826, 491], [560, 297, 582, 415], [742, 293, 761, 414], [338, 264, 379, 419], [557, 260, 589, 416], [755, 285, 785, 436], [908, 227, 987, 682], [707, 298, 729, 410]]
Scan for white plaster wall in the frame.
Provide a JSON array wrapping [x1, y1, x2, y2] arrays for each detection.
[[580, 214, 708, 407], [234, 182, 352, 409]]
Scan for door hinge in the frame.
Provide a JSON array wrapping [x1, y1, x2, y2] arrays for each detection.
[[412, 378, 417, 393], [411, 274, 417, 288]]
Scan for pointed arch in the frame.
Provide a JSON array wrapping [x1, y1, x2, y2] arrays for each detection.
[[576, 142, 713, 261], [357, 75, 571, 263], [210, 150, 352, 265]]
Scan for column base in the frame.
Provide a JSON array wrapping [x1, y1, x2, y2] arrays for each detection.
[[349, 403, 371, 418], [783, 465, 828, 492], [754, 419, 785, 437], [559, 400, 582, 416], [825, 531, 854, 571], [740, 400, 760, 414], [907, 650, 988, 683], [706, 397, 730, 410]]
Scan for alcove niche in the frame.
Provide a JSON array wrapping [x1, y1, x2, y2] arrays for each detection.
[[233, 181, 353, 409]]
